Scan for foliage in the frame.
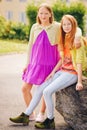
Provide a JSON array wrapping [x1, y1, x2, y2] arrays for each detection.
[[68, 2, 86, 33], [52, 1, 68, 22], [26, 4, 38, 34], [0, 19, 29, 41], [0, 16, 6, 37], [0, 1, 87, 40], [52, 1, 86, 34], [26, 4, 37, 25]]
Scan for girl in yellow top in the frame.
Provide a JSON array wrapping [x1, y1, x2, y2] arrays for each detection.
[[34, 14, 87, 128]]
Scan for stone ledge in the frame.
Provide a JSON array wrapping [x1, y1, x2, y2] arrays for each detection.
[[55, 77, 87, 130]]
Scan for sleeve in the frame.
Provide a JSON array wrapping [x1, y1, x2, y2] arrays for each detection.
[[76, 45, 87, 71], [29, 24, 34, 44], [75, 27, 82, 37], [76, 46, 84, 64], [26, 25, 34, 64]]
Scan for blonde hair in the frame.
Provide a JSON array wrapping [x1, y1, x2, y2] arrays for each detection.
[[59, 14, 77, 50], [36, 3, 54, 24]]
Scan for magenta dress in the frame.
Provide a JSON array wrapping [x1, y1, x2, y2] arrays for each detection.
[[22, 30, 60, 85]]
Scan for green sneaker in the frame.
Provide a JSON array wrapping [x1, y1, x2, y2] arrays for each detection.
[[9, 112, 29, 125], [35, 118, 55, 129]]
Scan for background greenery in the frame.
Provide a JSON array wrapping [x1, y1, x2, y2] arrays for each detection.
[[0, 1, 87, 41], [26, 1, 87, 35]]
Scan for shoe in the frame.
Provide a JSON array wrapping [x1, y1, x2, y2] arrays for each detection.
[[35, 113, 45, 122], [9, 112, 29, 125], [35, 118, 55, 129], [29, 113, 35, 121]]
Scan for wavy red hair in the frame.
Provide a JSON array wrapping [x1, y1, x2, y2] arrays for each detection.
[[59, 14, 77, 51]]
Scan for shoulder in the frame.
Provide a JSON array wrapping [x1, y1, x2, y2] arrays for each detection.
[[53, 21, 61, 27], [51, 21, 61, 32], [77, 27, 82, 32], [75, 27, 82, 37], [31, 23, 38, 29]]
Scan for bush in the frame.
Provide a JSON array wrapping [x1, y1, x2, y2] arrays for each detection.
[[10, 23, 29, 40], [0, 20, 29, 41], [0, 16, 6, 38], [52, 1, 86, 34], [0, 1, 86, 40], [26, 1, 86, 35], [26, 4, 37, 25]]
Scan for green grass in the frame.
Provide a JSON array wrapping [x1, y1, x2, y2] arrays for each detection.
[[0, 39, 28, 54]]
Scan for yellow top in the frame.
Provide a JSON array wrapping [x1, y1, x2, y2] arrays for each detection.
[[71, 37, 87, 71]]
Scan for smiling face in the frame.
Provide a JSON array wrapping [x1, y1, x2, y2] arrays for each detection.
[[62, 18, 72, 34], [37, 6, 52, 25]]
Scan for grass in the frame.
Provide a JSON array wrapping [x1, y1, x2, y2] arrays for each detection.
[[0, 39, 28, 54]]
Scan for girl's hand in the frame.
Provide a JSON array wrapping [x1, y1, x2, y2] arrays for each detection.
[[76, 83, 83, 91], [23, 66, 28, 73], [45, 71, 55, 81]]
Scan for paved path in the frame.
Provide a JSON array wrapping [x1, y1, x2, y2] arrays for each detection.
[[0, 53, 71, 130]]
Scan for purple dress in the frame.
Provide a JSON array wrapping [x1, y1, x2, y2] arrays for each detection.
[[22, 30, 60, 85]]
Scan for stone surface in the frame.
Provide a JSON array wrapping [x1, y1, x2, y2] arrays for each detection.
[[55, 77, 87, 130]]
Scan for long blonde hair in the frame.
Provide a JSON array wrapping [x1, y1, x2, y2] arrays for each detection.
[[59, 14, 77, 51], [36, 3, 54, 24]]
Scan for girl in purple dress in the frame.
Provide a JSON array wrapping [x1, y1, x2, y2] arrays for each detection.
[[19, 3, 60, 121]]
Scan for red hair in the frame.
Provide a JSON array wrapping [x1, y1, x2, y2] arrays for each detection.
[[59, 14, 77, 51]]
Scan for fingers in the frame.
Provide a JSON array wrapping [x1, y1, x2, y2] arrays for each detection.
[[76, 85, 83, 91]]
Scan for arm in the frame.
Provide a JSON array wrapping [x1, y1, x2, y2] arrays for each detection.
[[26, 25, 34, 65], [74, 27, 82, 48], [76, 63, 83, 91], [23, 25, 34, 73], [45, 58, 62, 81], [75, 44, 84, 91]]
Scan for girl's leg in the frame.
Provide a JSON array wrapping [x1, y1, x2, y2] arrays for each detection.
[[40, 97, 46, 113], [36, 96, 46, 122], [9, 71, 62, 124], [35, 72, 61, 122], [22, 82, 35, 120], [22, 82, 32, 107], [43, 71, 78, 119], [24, 72, 60, 116]]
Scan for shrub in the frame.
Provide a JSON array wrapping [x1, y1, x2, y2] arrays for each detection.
[[52, 1, 86, 34], [26, 4, 37, 25], [0, 20, 29, 41], [0, 16, 6, 38]]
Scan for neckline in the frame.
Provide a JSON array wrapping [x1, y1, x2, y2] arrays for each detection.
[[38, 23, 53, 29]]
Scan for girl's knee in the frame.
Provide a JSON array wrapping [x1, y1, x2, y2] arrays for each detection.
[[21, 83, 32, 93], [22, 85, 27, 93]]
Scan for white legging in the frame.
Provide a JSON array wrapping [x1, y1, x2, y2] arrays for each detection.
[[25, 70, 78, 119]]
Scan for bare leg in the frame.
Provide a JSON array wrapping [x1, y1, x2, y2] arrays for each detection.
[[22, 82, 32, 107], [40, 96, 46, 113], [22, 82, 35, 120]]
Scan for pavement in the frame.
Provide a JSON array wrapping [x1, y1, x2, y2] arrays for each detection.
[[0, 53, 71, 130]]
